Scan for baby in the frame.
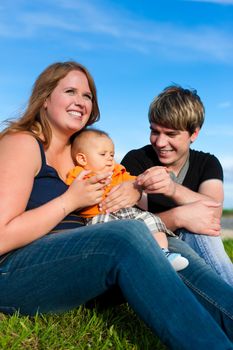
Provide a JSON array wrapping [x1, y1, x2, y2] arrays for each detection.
[[66, 128, 189, 271]]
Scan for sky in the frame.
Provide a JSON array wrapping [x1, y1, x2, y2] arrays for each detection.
[[0, 0, 233, 208]]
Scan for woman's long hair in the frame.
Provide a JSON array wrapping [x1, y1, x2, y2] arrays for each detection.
[[0, 61, 100, 148]]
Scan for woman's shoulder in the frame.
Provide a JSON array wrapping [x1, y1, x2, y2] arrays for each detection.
[[0, 132, 42, 169], [0, 132, 40, 149]]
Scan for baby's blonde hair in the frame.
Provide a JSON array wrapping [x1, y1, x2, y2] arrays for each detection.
[[71, 128, 111, 161]]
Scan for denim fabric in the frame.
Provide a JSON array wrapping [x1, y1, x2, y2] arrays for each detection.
[[179, 229, 233, 287], [0, 220, 232, 349]]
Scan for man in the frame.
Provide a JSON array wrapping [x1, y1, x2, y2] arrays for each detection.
[[121, 85, 233, 286]]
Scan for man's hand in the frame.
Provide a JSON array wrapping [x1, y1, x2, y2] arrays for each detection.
[[101, 181, 141, 213], [137, 166, 176, 197], [176, 200, 222, 236]]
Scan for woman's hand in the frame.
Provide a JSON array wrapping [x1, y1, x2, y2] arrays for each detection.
[[137, 166, 176, 197], [101, 180, 142, 213], [63, 170, 112, 213]]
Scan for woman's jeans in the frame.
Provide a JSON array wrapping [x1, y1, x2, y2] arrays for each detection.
[[0, 221, 233, 350], [179, 229, 233, 287]]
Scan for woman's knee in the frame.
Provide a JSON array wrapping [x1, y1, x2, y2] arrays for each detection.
[[97, 220, 159, 258], [105, 219, 154, 242]]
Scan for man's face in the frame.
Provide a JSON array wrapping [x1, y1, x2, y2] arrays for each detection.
[[150, 122, 199, 170]]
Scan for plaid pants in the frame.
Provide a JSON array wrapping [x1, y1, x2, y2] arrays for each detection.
[[86, 207, 175, 236]]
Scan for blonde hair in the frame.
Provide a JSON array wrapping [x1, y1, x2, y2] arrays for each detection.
[[0, 61, 100, 148], [149, 85, 205, 134]]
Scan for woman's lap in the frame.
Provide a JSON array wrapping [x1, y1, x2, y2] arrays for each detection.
[[0, 220, 233, 348], [0, 221, 140, 314]]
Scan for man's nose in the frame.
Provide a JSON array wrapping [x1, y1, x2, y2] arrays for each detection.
[[155, 134, 167, 147]]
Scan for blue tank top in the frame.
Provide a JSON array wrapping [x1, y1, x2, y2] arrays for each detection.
[[26, 139, 85, 233]]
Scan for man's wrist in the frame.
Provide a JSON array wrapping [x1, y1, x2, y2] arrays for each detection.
[[137, 190, 148, 210], [168, 181, 177, 198]]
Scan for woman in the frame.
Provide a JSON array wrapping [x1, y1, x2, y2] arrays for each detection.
[[0, 61, 232, 350]]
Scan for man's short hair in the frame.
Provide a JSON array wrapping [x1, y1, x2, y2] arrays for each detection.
[[148, 85, 205, 134]]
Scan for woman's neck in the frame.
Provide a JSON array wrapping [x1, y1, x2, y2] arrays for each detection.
[[45, 137, 74, 182]]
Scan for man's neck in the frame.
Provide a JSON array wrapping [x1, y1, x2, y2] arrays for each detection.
[[165, 154, 190, 177]]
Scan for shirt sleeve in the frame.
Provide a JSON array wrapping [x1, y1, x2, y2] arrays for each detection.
[[121, 150, 146, 176], [199, 154, 223, 183]]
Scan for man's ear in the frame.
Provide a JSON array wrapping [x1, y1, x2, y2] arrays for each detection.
[[75, 153, 87, 167], [190, 128, 200, 143]]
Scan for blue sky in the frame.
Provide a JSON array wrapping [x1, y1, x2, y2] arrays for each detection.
[[0, 0, 233, 208]]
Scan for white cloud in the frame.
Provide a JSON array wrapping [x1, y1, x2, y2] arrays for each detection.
[[217, 101, 232, 109], [203, 125, 233, 136], [0, 1, 232, 63]]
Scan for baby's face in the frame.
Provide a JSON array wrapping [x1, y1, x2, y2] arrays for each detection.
[[84, 135, 115, 173]]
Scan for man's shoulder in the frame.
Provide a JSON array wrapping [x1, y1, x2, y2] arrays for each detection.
[[189, 149, 222, 176], [190, 149, 219, 162], [121, 144, 158, 174]]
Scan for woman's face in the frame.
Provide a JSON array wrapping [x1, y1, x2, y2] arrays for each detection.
[[44, 70, 93, 135]]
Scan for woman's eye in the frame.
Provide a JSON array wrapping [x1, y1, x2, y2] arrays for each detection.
[[84, 94, 93, 101], [66, 89, 75, 95]]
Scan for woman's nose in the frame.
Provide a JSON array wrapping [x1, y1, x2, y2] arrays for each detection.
[[74, 94, 85, 106]]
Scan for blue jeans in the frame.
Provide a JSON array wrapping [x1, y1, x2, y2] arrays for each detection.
[[179, 229, 233, 287], [0, 221, 233, 350]]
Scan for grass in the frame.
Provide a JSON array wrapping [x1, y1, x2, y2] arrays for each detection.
[[222, 209, 233, 217], [223, 239, 233, 261], [0, 240, 232, 350], [0, 306, 164, 350]]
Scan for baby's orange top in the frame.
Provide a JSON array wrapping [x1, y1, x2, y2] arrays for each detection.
[[66, 163, 136, 218]]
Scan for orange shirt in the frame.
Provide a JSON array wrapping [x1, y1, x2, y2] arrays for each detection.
[[66, 164, 136, 218]]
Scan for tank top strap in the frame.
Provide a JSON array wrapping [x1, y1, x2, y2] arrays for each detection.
[[36, 138, 46, 166]]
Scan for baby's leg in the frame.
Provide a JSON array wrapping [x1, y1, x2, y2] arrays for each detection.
[[153, 231, 189, 272], [152, 231, 169, 249]]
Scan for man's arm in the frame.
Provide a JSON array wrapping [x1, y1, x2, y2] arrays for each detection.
[[157, 200, 221, 235], [137, 176, 223, 235], [122, 149, 223, 235], [167, 178, 223, 217]]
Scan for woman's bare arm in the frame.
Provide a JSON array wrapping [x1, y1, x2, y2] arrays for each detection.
[[0, 133, 111, 254]]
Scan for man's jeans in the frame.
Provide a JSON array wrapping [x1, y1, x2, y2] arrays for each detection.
[[0, 221, 233, 350], [179, 229, 233, 287]]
